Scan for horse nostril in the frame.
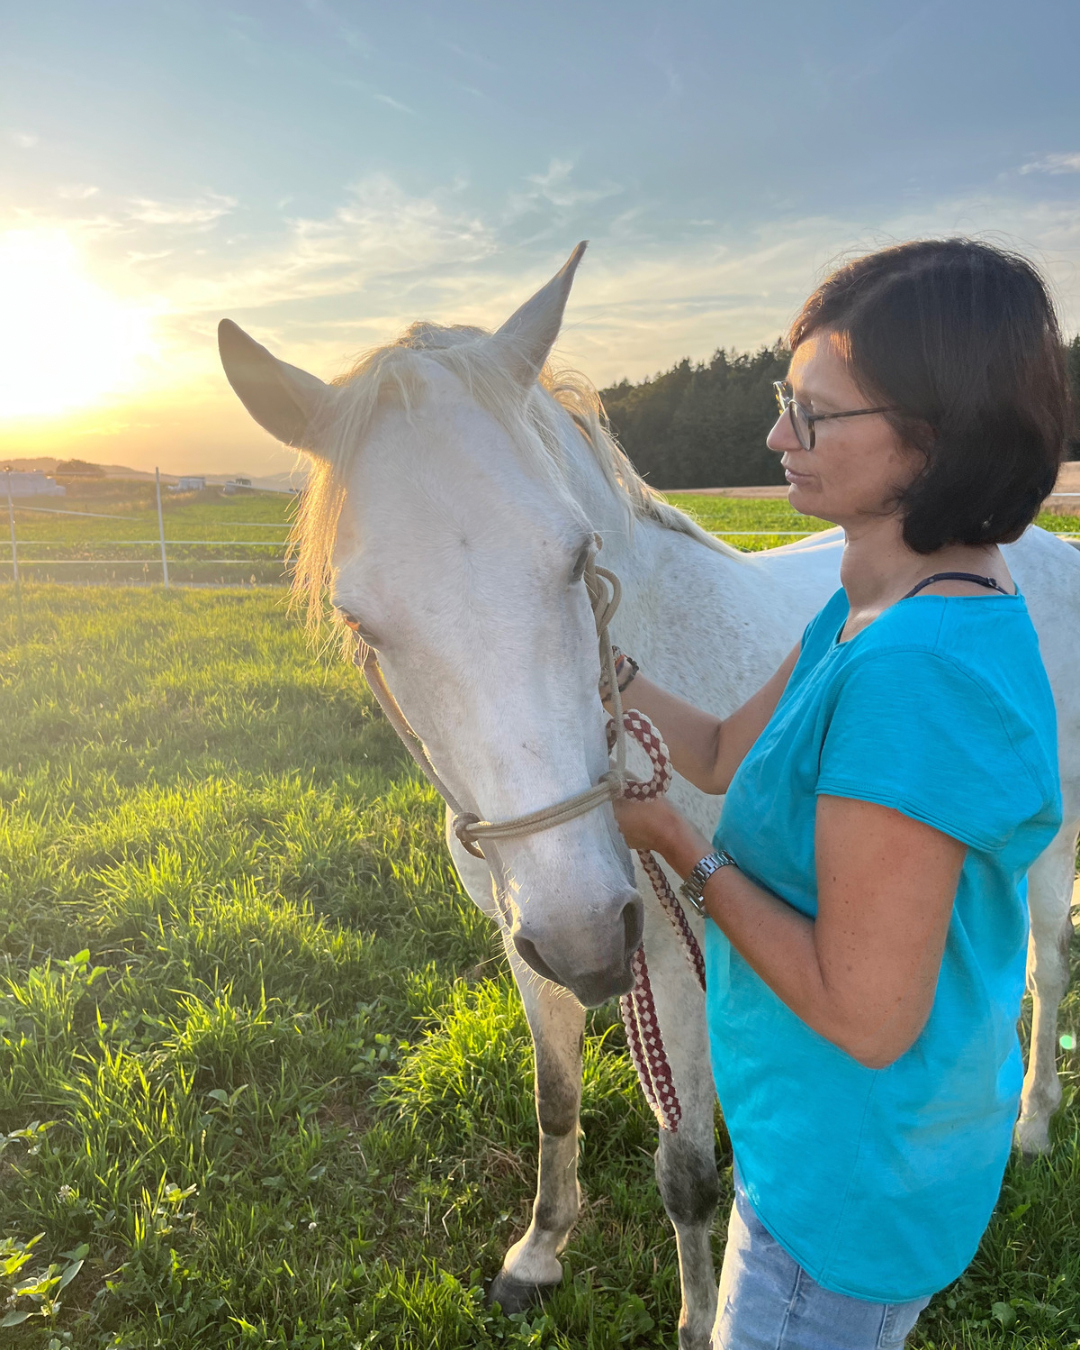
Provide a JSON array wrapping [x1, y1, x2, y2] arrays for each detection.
[[513, 935, 562, 986], [622, 898, 644, 956]]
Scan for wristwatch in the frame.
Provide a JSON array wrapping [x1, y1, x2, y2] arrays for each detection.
[[678, 849, 737, 914]]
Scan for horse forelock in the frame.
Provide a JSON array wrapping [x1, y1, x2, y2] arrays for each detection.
[[289, 321, 739, 632]]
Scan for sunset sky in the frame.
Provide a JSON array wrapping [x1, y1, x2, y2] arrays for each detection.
[[2, 0, 1079, 478]]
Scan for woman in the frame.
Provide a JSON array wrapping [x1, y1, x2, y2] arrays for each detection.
[[609, 239, 1066, 1349]]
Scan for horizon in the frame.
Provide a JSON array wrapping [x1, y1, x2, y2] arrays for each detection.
[[2, 0, 1080, 476]]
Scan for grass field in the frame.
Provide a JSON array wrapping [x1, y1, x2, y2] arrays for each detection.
[[2, 538, 1080, 1345], [665, 493, 1080, 550], [3, 489, 1077, 590], [2, 489, 292, 586]]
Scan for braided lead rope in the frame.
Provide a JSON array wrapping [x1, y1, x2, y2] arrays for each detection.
[[355, 550, 628, 862], [608, 708, 707, 1132], [607, 710, 706, 990], [622, 948, 682, 1132]]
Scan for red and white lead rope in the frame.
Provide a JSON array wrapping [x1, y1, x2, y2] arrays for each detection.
[[608, 709, 706, 1133]]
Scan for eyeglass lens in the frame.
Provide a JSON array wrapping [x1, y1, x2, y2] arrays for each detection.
[[789, 400, 811, 450], [775, 383, 812, 451]]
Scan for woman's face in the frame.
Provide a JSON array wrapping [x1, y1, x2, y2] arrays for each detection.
[[767, 329, 921, 529]]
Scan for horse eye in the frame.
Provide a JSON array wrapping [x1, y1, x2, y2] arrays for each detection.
[[337, 609, 377, 645], [570, 544, 591, 585]]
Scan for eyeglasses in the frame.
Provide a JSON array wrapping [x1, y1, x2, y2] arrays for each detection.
[[773, 380, 895, 451]]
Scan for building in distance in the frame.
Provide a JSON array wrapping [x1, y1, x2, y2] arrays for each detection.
[[3, 470, 66, 497]]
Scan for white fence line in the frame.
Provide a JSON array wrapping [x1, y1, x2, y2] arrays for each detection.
[[2, 461, 1078, 601], [9, 504, 130, 519], [0, 465, 296, 598]]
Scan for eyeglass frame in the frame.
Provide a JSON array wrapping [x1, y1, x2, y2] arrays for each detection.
[[773, 380, 896, 451]]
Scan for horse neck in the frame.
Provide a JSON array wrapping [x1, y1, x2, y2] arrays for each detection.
[[558, 415, 798, 716]]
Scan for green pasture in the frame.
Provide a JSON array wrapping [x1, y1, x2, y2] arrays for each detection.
[[3, 490, 1076, 591], [2, 583, 1080, 1349], [666, 493, 1080, 550], [2, 489, 292, 586]]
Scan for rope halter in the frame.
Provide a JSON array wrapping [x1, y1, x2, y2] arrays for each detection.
[[350, 545, 630, 861]]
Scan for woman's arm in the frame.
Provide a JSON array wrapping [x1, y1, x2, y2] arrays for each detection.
[[615, 793, 964, 1069], [605, 643, 801, 795]]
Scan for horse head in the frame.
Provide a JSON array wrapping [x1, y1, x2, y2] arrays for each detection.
[[218, 244, 644, 1005]]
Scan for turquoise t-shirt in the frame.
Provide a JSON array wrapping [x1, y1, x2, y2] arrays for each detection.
[[706, 586, 1062, 1303]]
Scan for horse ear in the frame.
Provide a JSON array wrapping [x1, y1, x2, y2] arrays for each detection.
[[218, 319, 338, 455], [488, 241, 587, 388]]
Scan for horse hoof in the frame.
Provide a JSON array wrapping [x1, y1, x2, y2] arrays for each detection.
[[1015, 1113, 1053, 1158], [487, 1271, 558, 1315]]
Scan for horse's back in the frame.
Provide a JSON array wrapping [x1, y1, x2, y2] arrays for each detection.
[[1004, 527, 1080, 805]]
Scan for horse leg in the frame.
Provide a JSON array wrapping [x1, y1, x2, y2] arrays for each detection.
[[1016, 821, 1079, 1156], [639, 902, 720, 1350], [655, 1115, 721, 1350], [488, 944, 586, 1313], [445, 825, 586, 1312]]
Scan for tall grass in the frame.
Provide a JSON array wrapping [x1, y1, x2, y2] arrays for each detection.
[[2, 585, 1079, 1347]]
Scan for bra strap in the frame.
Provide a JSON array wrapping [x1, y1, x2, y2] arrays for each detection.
[[902, 571, 1013, 600]]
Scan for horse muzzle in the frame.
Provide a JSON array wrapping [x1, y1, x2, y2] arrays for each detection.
[[511, 888, 643, 1006]]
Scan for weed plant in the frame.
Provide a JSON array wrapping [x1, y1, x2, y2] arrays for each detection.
[[1, 586, 1079, 1348]]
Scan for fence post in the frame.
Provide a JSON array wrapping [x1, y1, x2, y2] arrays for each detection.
[[4, 466, 23, 636], [155, 467, 170, 589]]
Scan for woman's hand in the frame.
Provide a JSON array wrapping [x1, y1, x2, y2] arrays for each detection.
[[612, 797, 677, 853], [612, 797, 713, 878]]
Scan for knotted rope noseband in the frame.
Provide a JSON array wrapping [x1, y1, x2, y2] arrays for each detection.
[[348, 546, 703, 1131]]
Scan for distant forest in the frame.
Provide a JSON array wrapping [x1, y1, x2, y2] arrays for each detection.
[[600, 333, 1080, 489]]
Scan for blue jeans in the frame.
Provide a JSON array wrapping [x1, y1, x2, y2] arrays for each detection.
[[711, 1174, 932, 1349]]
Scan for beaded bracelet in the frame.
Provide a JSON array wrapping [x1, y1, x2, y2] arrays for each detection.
[[600, 647, 640, 700], [615, 651, 640, 693]]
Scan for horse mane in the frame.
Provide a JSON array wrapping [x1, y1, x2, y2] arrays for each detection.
[[290, 320, 739, 628]]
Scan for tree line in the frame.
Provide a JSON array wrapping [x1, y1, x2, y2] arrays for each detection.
[[600, 334, 1080, 489]]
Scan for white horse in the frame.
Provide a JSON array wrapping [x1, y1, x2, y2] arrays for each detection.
[[219, 245, 1080, 1350]]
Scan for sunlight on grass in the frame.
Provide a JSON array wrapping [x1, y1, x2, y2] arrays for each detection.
[[2, 583, 1080, 1347]]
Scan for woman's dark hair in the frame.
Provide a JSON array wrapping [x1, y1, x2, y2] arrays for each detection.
[[789, 239, 1069, 553]]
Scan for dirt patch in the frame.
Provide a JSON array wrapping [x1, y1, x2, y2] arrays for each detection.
[[661, 484, 791, 498]]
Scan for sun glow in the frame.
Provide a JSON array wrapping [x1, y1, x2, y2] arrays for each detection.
[[0, 229, 155, 420]]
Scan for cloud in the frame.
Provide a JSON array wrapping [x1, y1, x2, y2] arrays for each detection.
[[8, 131, 38, 149], [300, 0, 373, 56], [445, 41, 500, 72], [1021, 152, 1080, 176], [126, 193, 237, 226], [8, 166, 1080, 427], [372, 92, 418, 116], [561, 196, 1080, 382], [508, 159, 624, 218], [57, 184, 100, 201], [142, 174, 495, 321]]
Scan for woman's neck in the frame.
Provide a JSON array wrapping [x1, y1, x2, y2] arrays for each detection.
[[839, 514, 1002, 620]]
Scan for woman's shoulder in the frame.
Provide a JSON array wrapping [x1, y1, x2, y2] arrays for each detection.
[[835, 595, 1058, 786], [852, 591, 1042, 685]]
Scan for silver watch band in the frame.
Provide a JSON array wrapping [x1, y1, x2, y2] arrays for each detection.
[[678, 849, 736, 914]]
